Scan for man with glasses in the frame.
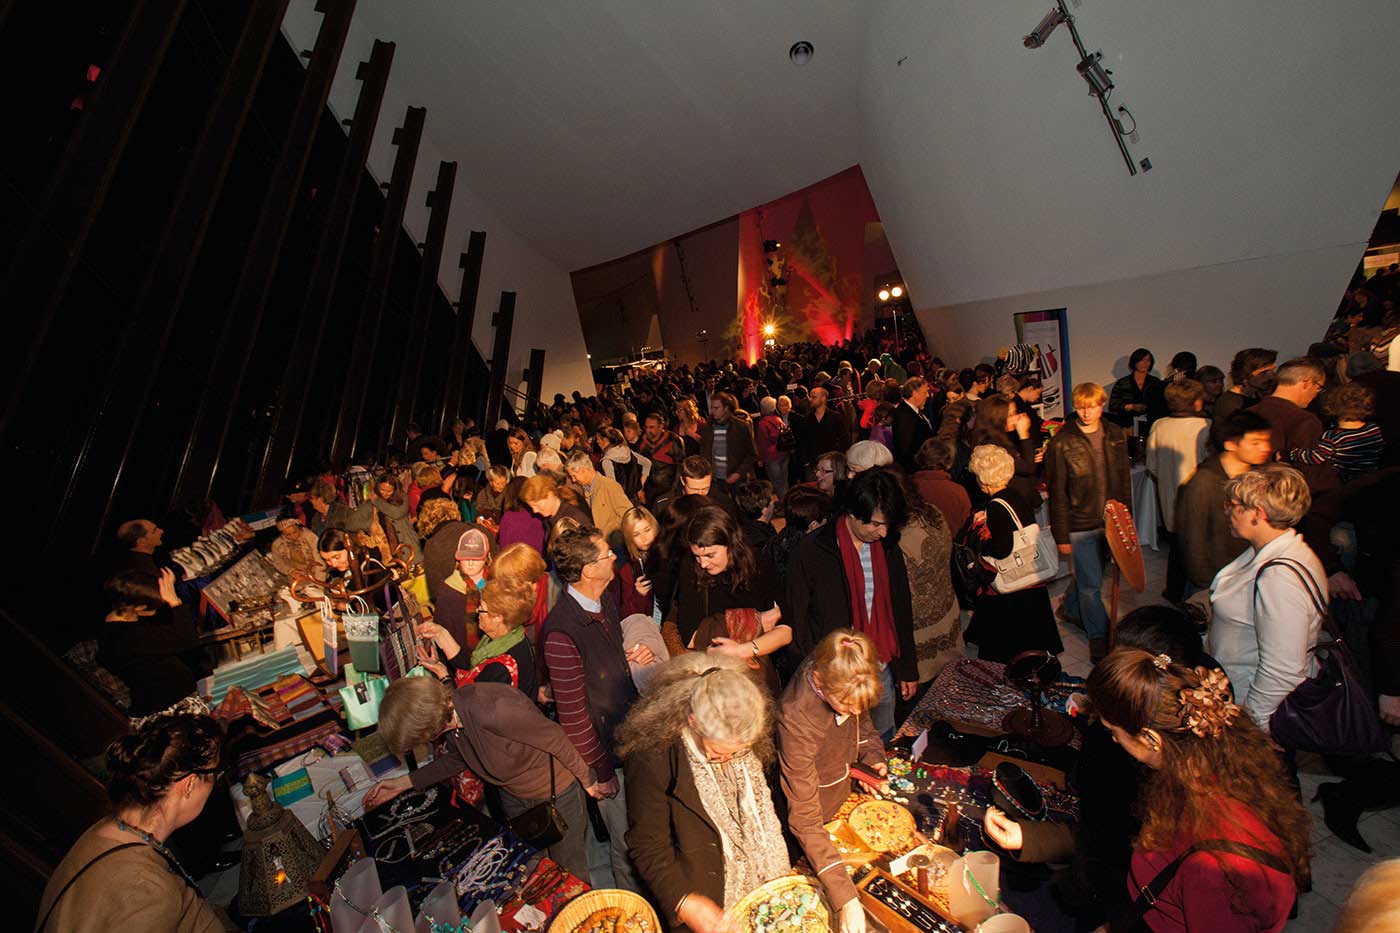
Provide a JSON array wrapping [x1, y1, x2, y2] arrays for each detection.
[[1252, 357, 1337, 494], [540, 527, 648, 891], [1045, 382, 1132, 663], [787, 468, 919, 738]]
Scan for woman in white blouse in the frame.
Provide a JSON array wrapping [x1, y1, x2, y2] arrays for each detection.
[[1206, 464, 1326, 731]]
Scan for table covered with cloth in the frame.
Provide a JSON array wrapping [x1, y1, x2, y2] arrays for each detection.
[[897, 658, 1083, 745]]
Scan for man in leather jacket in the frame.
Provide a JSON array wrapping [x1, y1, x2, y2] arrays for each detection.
[[1044, 382, 1131, 661]]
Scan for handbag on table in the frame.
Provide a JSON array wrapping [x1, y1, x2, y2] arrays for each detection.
[[1257, 558, 1389, 756]]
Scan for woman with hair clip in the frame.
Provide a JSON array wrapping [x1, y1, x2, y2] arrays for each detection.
[[37, 714, 229, 931], [1085, 649, 1309, 932], [669, 506, 788, 685], [778, 630, 888, 933], [621, 653, 789, 933]]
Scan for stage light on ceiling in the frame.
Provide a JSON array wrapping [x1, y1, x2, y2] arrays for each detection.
[[1023, 6, 1067, 49], [788, 41, 814, 65], [878, 288, 891, 302], [1076, 50, 1114, 96], [762, 323, 777, 337], [890, 285, 903, 299], [763, 239, 781, 253]]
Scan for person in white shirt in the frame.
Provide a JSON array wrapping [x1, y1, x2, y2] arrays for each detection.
[[1206, 464, 1326, 731], [1145, 379, 1211, 533]]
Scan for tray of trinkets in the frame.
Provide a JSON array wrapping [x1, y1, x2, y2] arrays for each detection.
[[548, 889, 658, 933], [731, 874, 834, 933]]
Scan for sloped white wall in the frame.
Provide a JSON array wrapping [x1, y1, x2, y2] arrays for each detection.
[[914, 243, 1361, 388], [861, 0, 1400, 365], [281, 2, 595, 404]]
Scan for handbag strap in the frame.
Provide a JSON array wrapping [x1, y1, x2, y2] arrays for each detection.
[[37, 844, 146, 930], [990, 498, 1026, 532], [1253, 557, 1340, 642], [1129, 838, 1291, 924]]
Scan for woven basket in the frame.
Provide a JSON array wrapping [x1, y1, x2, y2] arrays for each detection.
[[731, 874, 835, 933], [547, 888, 661, 933]]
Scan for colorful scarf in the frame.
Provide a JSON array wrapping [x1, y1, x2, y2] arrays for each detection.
[[469, 624, 527, 668], [835, 517, 899, 664]]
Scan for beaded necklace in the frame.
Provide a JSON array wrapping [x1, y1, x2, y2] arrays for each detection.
[[113, 818, 201, 891]]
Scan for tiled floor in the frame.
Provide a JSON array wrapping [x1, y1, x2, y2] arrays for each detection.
[[1022, 543, 1400, 929]]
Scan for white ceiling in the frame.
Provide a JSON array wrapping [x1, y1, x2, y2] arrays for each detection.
[[339, 0, 1400, 305], [349, 1, 867, 271]]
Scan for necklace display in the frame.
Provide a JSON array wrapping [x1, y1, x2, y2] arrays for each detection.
[[365, 787, 439, 840], [113, 818, 201, 890]]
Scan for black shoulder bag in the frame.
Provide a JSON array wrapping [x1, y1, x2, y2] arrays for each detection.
[[509, 755, 567, 849], [1257, 557, 1389, 756]]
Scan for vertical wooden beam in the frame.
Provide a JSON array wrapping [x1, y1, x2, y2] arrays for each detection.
[[0, 0, 188, 440], [251, 39, 395, 508], [483, 291, 517, 429], [386, 159, 456, 449], [329, 105, 426, 466], [168, 0, 357, 509], [524, 348, 546, 419], [44, 0, 291, 554], [437, 231, 486, 436]]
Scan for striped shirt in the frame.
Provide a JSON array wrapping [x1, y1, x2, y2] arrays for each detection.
[[542, 587, 613, 781], [713, 424, 729, 478], [858, 541, 875, 619], [1291, 423, 1385, 483]]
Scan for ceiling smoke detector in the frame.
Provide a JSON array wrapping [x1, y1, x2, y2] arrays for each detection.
[[788, 41, 814, 65]]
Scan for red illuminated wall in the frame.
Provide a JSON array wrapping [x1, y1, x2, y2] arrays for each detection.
[[737, 165, 883, 350]]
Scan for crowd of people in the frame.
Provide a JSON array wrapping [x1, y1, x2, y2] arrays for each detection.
[[56, 301, 1400, 931]]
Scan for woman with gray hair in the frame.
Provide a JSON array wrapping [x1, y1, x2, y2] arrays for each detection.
[[963, 444, 1062, 662], [1207, 463, 1327, 730], [754, 395, 790, 498], [620, 653, 788, 933]]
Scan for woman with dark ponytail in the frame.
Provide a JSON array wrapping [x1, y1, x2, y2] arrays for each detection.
[[1085, 649, 1309, 932], [36, 714, 229, 931]]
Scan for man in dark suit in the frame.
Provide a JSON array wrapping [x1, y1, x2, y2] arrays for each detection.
[[891, 376, 934, 473], [795, 386, 851, 480]]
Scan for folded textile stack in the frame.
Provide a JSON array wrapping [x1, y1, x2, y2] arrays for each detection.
[[200, 645, 314, 704]]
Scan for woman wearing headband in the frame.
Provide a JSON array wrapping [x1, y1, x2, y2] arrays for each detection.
[[1083, 649, 1309, 932], [777, 630, 887, 933], [619, 654, 787, 933]]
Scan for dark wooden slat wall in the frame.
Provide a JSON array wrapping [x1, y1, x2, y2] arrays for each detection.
[[0, 0, 499, 627]]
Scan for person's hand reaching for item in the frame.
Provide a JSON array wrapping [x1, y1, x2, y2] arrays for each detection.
[[838, 898, 867, 933], [983, 806, 1024, 852], [362, 775, 412, 810], [415, 648, 448, 681], [158, 568, 182, 607], [706, 637, 751, 660], [677, 894, 726, 933], [625, 643, 656, 665]]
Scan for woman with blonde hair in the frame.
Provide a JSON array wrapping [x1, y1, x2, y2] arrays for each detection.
[[613, 506, 660, 619], [1086, 648, 1309, 931], [1333, 859, 1400, 933], [778, 630, 887, 933], [621, 654, 788, 933], [1206, 463, 1327, 732], [674, 398, 705, 457], [362, 675, 600, 882], [507, 427, 538, 478]]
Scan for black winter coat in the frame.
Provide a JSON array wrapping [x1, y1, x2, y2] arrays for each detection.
[[785, 520, 919, 682]]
